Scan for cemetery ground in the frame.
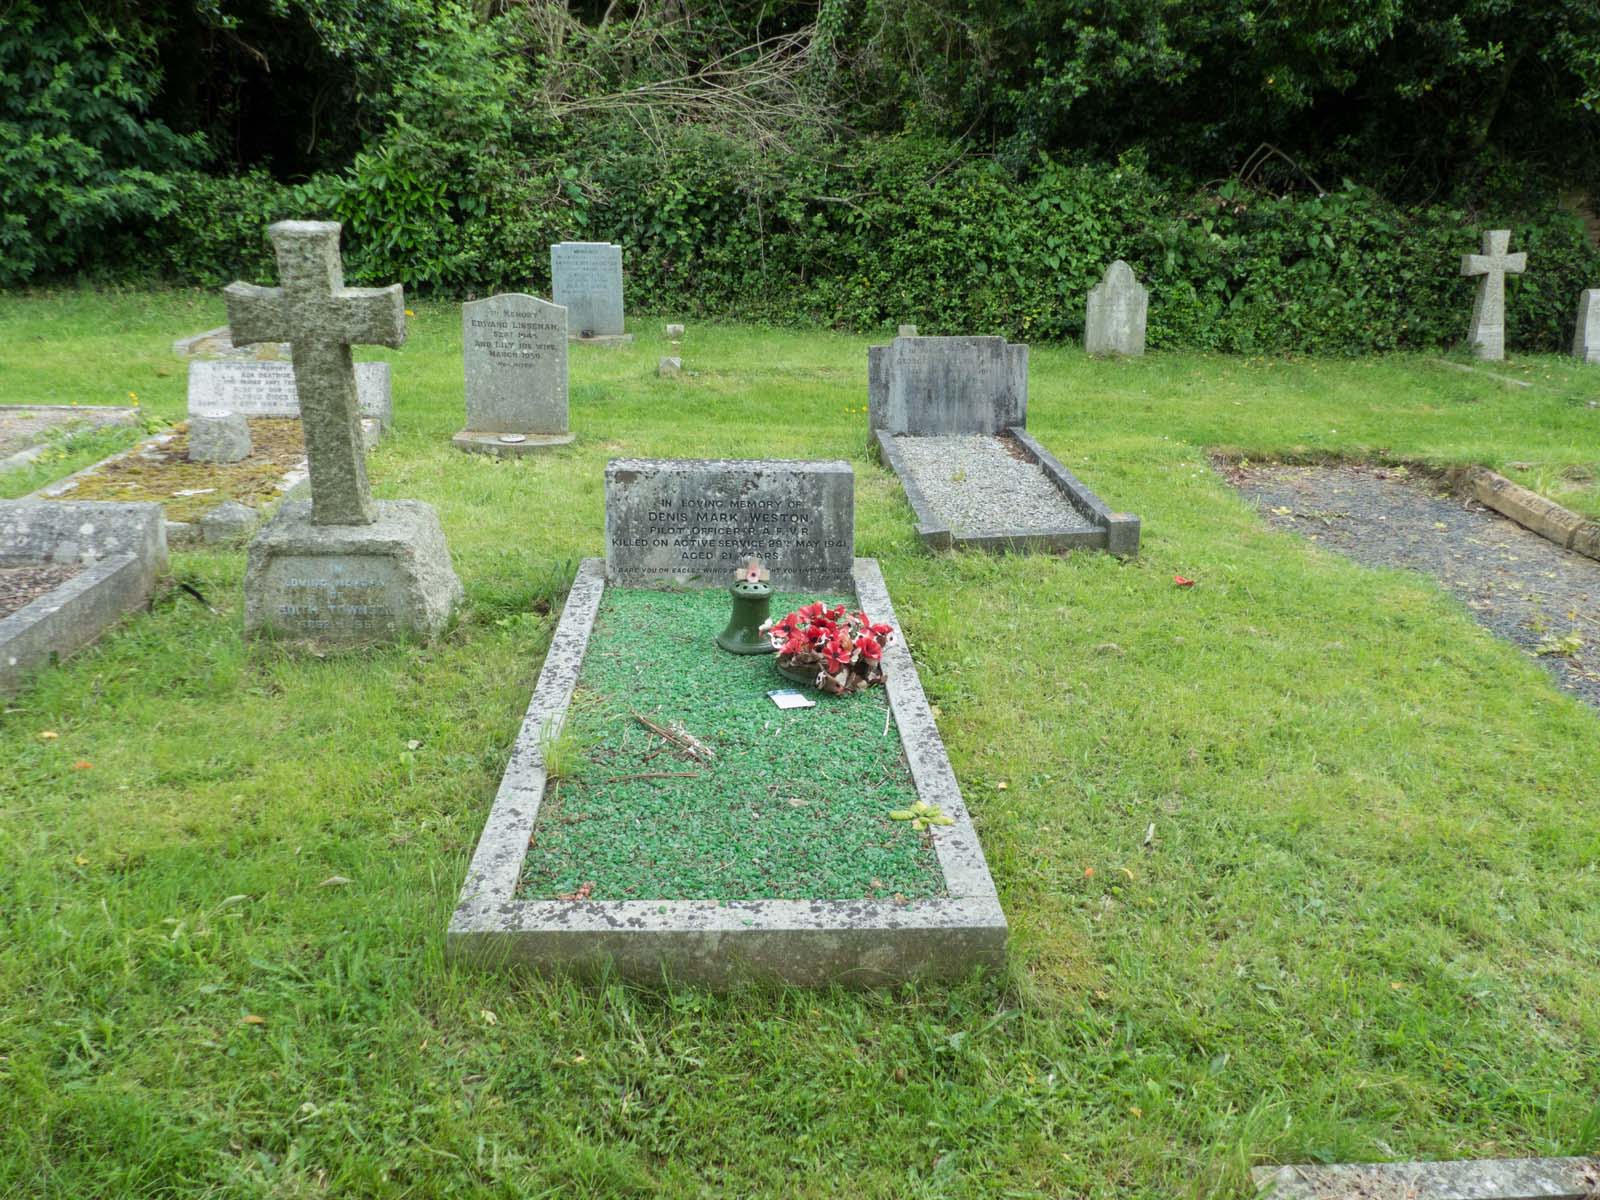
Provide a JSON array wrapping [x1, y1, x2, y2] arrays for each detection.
[[2, 289, 1598, 1197]]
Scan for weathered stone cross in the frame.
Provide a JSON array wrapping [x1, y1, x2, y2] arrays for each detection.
[[224, 221, 405, 525], [1460, 229, 1527, 361]]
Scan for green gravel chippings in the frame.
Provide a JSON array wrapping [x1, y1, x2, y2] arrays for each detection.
[[518, 587, 946, 902]]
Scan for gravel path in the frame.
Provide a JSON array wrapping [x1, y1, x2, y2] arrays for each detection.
[[893, 435, 1097, 535], [0, 563, 82, 619], [1228, 461, 1600, 709]]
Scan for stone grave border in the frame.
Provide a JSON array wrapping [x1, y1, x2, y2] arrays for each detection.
[[1431, 358, 1533, 389], [1465, 466, 1600, 562], [30, 427, 308, 549], [873, 426, 1141, 556], [0, 405, 141, 475], [1252, 1156, 1599, 1199], [1, 500, 167, 694], [447, 556, 1009, 987]]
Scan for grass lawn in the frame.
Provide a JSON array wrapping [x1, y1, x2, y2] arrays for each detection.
[[1, 288, 1598, 1198]]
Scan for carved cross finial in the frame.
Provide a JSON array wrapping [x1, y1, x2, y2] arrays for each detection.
[[224, 221, 405, 525], [1460, 229, 1527, 361]]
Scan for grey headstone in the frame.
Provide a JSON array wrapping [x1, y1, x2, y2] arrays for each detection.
[[244, 499, 463, 643], [1084, 260, 1148, 357], [198, 500, 261, 544], [1574, 289, 1599, 363], [665, 323, 685, 338], [187, 360, 392, 431], [1461, 229, 1527, 361], [867, 336, 1027, 436], [187, 411, 252, 463], [604, 458, 854, 591], [898, 324, 918, 337], [550, 242, 625, 338], [461, 293, 568, 434], [657, 356, 682, 377]]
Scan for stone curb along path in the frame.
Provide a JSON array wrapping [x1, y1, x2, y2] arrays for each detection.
[[1466, 467, 1600, 563]]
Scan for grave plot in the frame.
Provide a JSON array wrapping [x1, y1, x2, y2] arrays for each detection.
[[32, 420, 308, 547], [868, 335, 1140, 555], [0, 404, 140, 475], [1253, 1155, 1599, 1199], [449, 458, 1007, 987], [0, 500, 166, 693], [1228, 461, 1600, 708]]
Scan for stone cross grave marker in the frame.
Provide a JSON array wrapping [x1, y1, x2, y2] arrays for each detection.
[[604, 458, 855, 592], [455, 293, 572, 455], [1083, 260, 1149, 357], [224, 221, 462, 644], [868, 335, 1028, 436], [1461, 230, 1527, 361], [224, 221, 403, 525], [550, 242, 628, 340], [1574, 290, 1599, 363]]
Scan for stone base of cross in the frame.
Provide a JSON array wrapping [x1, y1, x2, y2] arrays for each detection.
[[227, 221, 463, 645], [1460, 230, 1527, 361]]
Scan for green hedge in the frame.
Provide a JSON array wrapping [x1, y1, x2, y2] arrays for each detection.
[[84, 137, 1600, 355]]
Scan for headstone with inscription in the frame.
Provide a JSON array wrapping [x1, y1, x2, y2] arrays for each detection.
[[1083, 260, 1148, 357], [868, 335, 1027, 436], [605, 458, 854, 592], [1574, 290, 1599, 363], [188, 360, 393, 434], [1461, 230, 1527, 361], [454, 293, 573, 456], [550, 242, 632, 343], [226, 220, 462, 645]]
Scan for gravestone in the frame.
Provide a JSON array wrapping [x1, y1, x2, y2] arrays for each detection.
[[1574, 290, 1599, 363], [1083, 260, 1148, 357], [658, 356, 682, 377], [898, 324, 919, 337], [225, 220, 462, 644], [454, 293, 573, 457], [604, 458, 854, 591], [188, 360, 393, 433], [868, 335, 1027, 436], [665, 323, 685, 338], [550, 242, 631, 342], [1461, 230, 1527, 360], [187, 412, 251, 464]]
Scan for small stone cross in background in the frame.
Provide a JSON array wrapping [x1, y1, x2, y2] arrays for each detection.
[[225, 221, 405, 524], [1460, 230, 1527, 361]]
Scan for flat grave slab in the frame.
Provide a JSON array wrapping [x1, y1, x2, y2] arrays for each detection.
[[875, 427, 1139, 555], [0, 405, 140, 474], [1253, 1156, 1600, 1199], [32, 420, 309, 548], [450, 458, 1006, 987], [867, 335, 1139, 556], [0, 500, 166, 693], [1229, 461, 1600, 708]]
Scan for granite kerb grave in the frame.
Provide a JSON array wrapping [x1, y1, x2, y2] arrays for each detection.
[[447, 457, 1007, 987], [226, 220, 462, 646], [0, 404, 141, 476], [868, 335, 1140, 556], [1252, 1156, 1600, 1200], [454, 292, 573, 457], [0, 499, 167, 694], [550, 241, 632, 343]]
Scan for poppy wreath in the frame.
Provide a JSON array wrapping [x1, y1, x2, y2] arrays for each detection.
[[761, 602, 895, 695]]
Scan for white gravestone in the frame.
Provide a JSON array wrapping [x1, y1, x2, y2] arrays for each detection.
[[454, 293, 573, 456], [550, 242, 630, 341], [1083, 260, 1149, 357], [1573, 290, 1599, 363], [188, 360, 392, 432], [1460, 230, 1527, 361]]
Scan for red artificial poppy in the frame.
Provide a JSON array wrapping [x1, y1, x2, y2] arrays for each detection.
[[858, 634, 882, 662], [1174, 575, 1196, 588]]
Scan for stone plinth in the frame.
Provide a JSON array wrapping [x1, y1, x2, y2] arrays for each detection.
[[1084, 260, 1148, 356], [604, 458, 854, 591], [243, 499, 463, 644], [867, 336, 1027, 436], [187, 412, 252, 463]]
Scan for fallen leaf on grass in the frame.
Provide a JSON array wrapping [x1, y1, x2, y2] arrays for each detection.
[[406, 739, 422, 750], [557, 881, 594, 901], [319, 875, 352, 888], [240, 1015, 265, 1026], [480, 1009, 497, 1026], [73, 855, 89, 866], [72, 760, 92, 770], [37, 731, 58, 741], [1174, 575, 1197, 588]]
